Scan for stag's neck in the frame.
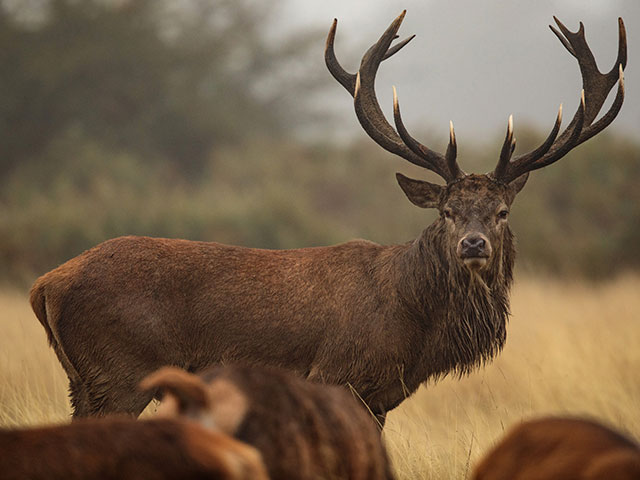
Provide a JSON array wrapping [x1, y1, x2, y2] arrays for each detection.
[[391, 220, 515, 378]]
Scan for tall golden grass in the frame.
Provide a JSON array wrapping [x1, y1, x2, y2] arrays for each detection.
[[1, 276, 639, 478]]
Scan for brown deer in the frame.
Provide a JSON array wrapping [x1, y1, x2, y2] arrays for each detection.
[[472, 417, 640, 480], [29, 12, 626, 424], [141, 365, 394, 480], [0, 416, 268, 480]]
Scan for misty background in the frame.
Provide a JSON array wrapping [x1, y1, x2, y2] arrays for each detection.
[[285, 0, 639, 141], [1, 0, 639, 284]]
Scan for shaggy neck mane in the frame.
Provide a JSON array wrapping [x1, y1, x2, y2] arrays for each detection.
[[394, 219, 515, 381]]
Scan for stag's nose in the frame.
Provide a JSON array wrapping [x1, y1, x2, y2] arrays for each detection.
[[461, 235, 486, 252], [458, 234, 491, 269]]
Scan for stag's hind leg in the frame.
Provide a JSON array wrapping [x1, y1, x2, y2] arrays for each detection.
[[68, 379, 92, 418], [43, 332, 93, 419], [77, 363, 158, 418], [374, 411, 387, 430]]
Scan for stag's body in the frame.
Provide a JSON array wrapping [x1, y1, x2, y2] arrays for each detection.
[[30, 11, 625, 420], [31, 187, 513, 418]]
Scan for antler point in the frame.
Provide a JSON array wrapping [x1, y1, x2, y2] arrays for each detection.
[[328, 18, 337, 36]]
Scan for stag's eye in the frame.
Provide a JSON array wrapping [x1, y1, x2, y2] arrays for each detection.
[[497, 209, 509, 220], [443, 208, 454, 220]]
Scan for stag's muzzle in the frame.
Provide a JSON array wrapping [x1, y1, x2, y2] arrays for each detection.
[[457, 234, 491, 268]]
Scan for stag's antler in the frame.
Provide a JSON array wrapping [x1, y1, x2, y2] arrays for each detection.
[[492, 17, 626, 184], [325, 10, 465, 183]]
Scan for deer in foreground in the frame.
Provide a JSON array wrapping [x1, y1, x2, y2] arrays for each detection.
[[141, 365, 394, 480], [30, 12, 626, 424], [0, 416, 268, 480], [472, 417, 640, 480]]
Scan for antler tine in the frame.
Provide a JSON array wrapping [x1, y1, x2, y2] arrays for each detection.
[[493, 17, 626, 184], [326, 11, 461, 183], [391, 86, 455, 180], [579, 64, 625, 144], [325, 19, 356, 94], [446, 121, 462, 179], [325, 14, 415, 97], [493, 104, 563, 181], [549, 20, 577, 58], [499, 93, 585, 181], [494, 115, 515, 179], [384, 34, 416, 60], [612, 17, 628, 72], [523, 92, 586, 172]]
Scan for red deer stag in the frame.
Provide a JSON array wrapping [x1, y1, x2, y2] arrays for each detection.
[[0, 416, 268, 480], [29, 12, 626, 424], [141, 365, 394, 480], [472, 417, 640, 480]]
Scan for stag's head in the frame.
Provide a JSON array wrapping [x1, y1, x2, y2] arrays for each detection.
[[326, 11, 626, 271]]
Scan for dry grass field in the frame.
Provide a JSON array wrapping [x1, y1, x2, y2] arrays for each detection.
[[1, 275, 639, 479]]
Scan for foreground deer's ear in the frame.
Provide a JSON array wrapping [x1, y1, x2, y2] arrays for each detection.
[[140, 367, 249, 435], [396, 173, 444, 209], [205, 379, 249, 435], [508, 172, 529, 200], [139, 367, 210, 417]]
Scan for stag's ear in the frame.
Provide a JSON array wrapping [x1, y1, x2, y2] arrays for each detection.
[[507, 172, 529, 201], [396, 173, 444, 209]]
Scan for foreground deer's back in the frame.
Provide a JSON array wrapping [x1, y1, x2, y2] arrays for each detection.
[[473, 417, 640, 480], [143, 365, 395, 480], [0, 417, 268, 480]]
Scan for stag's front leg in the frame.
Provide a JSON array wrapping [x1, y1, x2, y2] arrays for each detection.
[[306, 367, 387, 430], [374, 410, 387, 430]]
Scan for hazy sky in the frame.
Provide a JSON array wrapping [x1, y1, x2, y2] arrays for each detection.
[[282, 0, 638, 146]]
